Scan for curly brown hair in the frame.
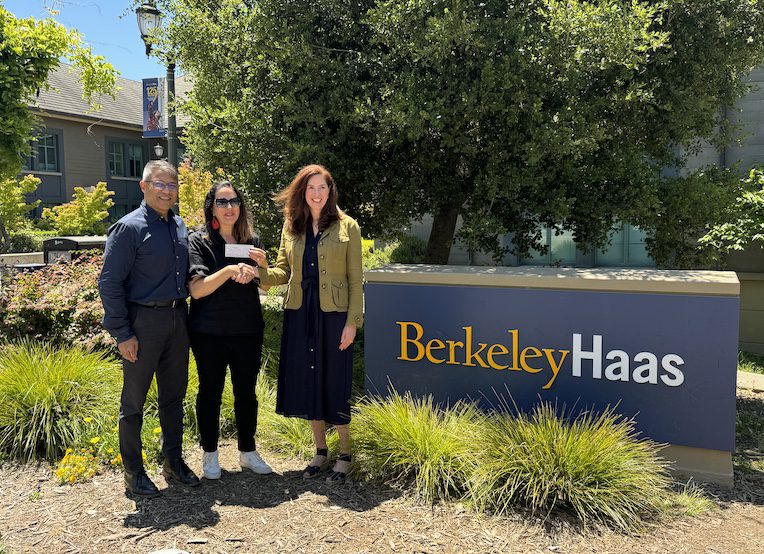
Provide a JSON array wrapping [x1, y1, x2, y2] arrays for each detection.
[[274, 164, 344, 236]]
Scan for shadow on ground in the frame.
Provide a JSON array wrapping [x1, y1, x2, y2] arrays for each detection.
[[123, 465, 401, 531]]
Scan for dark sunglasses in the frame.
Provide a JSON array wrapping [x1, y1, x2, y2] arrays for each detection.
[[214, 197, 242, 208]]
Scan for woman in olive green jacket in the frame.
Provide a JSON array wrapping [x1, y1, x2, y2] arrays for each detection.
[[249, 164, 362, 482]]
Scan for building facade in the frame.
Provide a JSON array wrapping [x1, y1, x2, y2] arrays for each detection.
[[23, 64, 188, 219]]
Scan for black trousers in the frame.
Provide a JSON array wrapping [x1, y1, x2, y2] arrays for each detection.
[[119, 304, 190, 473], [190, 331, 263, 452]]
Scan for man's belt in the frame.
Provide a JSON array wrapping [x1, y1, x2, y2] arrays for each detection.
[[131, 299, 184, 309]]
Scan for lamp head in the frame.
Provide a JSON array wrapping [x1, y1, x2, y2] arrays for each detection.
[[136, 2, 162, 57]]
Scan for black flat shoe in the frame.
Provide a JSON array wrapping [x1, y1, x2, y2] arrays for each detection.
[[303, 447, 329, 479], [124, 470, 161, 498], [162, 458, 200, 487], [326, 453, 352, 483]]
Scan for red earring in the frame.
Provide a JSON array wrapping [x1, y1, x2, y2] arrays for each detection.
[[211, 216, 220, 230]]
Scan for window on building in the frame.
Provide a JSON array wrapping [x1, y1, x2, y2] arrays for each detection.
[[521, 226, 577, 266], [127, 144, 144, 178], [596, 224, 655, 267], [23, 134, 59, 172], [108, 143, 123, 176], [109, 142, 144, 178]]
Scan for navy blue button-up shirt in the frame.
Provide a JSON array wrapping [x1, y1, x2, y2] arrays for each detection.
[[98, 201, 189, 343]]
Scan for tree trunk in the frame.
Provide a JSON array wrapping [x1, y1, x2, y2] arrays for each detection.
[[0, 219, 10, 254], [425, 204, 461, 264]]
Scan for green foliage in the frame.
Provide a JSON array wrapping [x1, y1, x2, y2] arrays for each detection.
[[0, 7, 116, 179], [700, 168, 764, 260], [738, 351, 764, 375], [6, 229, 56, 253], [0, 251, 111, 350], [177, 161, 229, 230], [655, 482, 714, 518], [467, 403, 670, 530], [632, 168, 743, 268], [0, 341, 120, 461], [158, 0, 764, 263], [352, 391, 480, 503], [0, 174, 40, 253], [389, 235, 427, 264], [41, 182, 115, 236], [361, 239, 392, 271]]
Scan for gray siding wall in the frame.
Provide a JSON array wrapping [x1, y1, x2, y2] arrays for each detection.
[[27, 116, 156, 216]]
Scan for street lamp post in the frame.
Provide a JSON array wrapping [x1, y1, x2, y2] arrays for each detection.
[[136, 1, 177, 169]]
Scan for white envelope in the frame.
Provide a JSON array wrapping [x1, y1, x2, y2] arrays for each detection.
[[224, 243, 252, 259]]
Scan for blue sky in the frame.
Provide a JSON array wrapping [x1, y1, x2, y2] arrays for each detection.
[[4, 0, 168, 82]]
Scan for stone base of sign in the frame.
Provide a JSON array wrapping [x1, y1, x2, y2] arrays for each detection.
[[0, 252, 43, 266], [661, 444, 733, 488], [737, 370, 764, 392]]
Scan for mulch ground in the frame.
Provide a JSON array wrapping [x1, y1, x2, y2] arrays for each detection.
[[1, 391, 763, 554]]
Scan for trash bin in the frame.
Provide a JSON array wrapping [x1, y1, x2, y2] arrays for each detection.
[[43, 236, 107, 263]]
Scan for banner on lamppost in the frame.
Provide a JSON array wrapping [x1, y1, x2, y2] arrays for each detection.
[[142, 77, 166, 138]]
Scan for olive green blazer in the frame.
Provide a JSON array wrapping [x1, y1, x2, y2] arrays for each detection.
[[260, 215, 364, 328]]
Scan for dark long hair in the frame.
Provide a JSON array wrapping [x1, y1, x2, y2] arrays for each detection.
[[203, 180, 253, 243], [273, 164, 344, 236]]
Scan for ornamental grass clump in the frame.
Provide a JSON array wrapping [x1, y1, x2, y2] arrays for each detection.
[[0, 342, 120, 461], [467, 402, 670, 532], [352, 390, 480, 503]]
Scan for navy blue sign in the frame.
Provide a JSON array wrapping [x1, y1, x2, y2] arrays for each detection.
[[365, 283, 739, 452]]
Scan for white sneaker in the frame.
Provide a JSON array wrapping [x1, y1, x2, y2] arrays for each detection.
[[240, 450, 273, 475], [202, 450, 221, 480]]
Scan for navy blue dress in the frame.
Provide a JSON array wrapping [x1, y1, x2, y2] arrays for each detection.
[[276, 228, 353, 425]]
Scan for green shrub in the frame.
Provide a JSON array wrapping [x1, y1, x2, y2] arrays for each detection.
[[7, 230, 56, 253], [42, 182, 115, 235], [352, 390, 480, 502], [739, 351, 764, 374], [467, 403, 670, 531], [0, 251, 111, 350], [389, 235, 427, 264], [362, 238, 393, 271], [0, 341, 120, 461]]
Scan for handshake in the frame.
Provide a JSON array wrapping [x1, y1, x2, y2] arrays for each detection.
[[228, 262, 259, 285]]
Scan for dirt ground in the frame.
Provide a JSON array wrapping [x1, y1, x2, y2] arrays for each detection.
[[1, 392, 763, 554]]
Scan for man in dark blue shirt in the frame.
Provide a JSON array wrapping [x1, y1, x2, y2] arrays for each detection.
[[99, 160, 200, 498]]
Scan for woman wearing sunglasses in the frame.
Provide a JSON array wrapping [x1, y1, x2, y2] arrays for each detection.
[[187, 180, 273, 479], [248, 164, 363, 482]]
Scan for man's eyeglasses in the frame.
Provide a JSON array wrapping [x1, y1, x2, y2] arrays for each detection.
[[214, 197, 242, 208], [150, 180, 179, 192]]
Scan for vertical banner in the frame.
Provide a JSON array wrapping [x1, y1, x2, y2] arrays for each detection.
[[142, 77, 166, 138]]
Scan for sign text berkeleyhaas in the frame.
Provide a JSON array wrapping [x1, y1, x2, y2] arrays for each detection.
[[396, 321, 685, 390]]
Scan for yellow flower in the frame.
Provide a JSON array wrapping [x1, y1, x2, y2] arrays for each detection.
[[152, 427, 162, 435], [106, 447, 114, 454], [83, 417, 93, 423], [65, 448, 73, 454], [89, 437, 101, 444]]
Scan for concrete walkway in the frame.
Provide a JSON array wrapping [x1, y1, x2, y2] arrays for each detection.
[[738, 370, 764, 392]]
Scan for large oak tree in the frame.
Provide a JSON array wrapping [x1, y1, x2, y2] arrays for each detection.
[[159, 0, 764, 265]]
